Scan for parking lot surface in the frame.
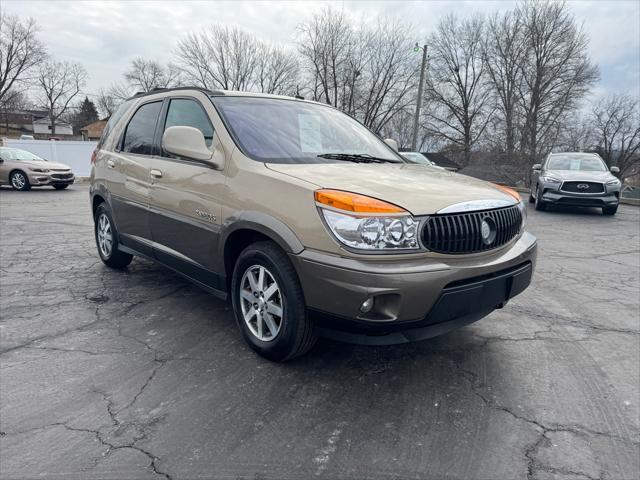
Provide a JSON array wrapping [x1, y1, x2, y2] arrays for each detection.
[[1, 184, 639, 480]]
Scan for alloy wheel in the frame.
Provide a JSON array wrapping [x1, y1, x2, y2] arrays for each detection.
[[239, 265, 284, 342], [97, 213, 113, 258], [11, 173, 26, 189]]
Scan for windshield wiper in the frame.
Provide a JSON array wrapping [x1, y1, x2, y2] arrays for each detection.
[[317, 153, 397, 164]]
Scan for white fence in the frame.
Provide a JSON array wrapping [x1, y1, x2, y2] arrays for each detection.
[[4, 139, 97, 176]]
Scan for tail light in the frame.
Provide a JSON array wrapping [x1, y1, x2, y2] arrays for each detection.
[[90, 149, 97, 165]]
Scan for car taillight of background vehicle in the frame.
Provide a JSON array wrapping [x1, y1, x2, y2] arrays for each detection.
[[90, 149, 97, 165]]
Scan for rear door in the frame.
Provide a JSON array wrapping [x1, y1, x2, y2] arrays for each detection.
[[108, 100, 163, 255], [148, 93, 229, 291]]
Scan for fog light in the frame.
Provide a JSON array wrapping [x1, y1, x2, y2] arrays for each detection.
[[360, 297, 374, 313]]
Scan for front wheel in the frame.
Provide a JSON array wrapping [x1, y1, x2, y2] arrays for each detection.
[[231, 241, 317, 362], [534, 185, 547, 211], [10, 171, 30, 191], [603, 205, 618, 216], [94, 204, 133, 269]]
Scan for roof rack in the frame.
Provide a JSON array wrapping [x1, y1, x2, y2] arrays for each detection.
[[126, 86, 225, 101]]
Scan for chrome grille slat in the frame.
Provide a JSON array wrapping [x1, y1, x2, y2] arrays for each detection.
[[422, 205, 523, 255]]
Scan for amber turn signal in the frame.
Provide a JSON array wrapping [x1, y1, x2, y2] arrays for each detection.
[[314, 189, 406, 214], [493, 184, 521, 202]]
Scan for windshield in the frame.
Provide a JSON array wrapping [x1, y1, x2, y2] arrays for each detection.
[[546, 154, 607, 172], [0, 148, 45, 161], [212, 96, 403, 164], [402, 152, 431, 165]]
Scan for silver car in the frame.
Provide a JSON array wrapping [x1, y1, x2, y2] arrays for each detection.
[[0, 147, 75, 191], [530, 152, 621, 215]]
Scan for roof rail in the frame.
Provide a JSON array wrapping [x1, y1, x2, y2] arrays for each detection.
[[126, 86, 225, 101]]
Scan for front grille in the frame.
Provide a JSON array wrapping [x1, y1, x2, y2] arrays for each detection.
[[422, 205, 522, 254], [560, 181, 604, 194], [52, 173, 73, 179]]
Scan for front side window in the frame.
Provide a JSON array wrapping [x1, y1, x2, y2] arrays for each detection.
[[212, 96, 403, 164], [546, 154, 607, 172], [0, 148, 45, 161], [163, 98, 214, 148], [122, 101, 162, 155]]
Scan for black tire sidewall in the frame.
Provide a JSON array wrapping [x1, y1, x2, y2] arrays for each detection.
[[231, 243, 307, 361]]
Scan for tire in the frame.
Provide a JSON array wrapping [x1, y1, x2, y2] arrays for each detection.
[[94, 203, 133, 269], [231, 241, 317, 362], [10, 171, 30, 191], [528, 190, 535, 203], [53, 184, 69, 190], [534, 185, 547, 211], [603, 205, 618, 216]]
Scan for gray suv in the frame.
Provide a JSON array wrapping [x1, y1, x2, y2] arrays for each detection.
[[530, 152, 621, 215]]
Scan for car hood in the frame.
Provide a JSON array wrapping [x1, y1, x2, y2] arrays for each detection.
[[546, 170, 615, 182], [21, 160, 71, 170], [265, 162, 517, 215]]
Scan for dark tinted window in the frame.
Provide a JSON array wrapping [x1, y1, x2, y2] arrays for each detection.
[[122, 101, 162, 155], [164, 98, 214, 148], [99, 99, 134, 149]]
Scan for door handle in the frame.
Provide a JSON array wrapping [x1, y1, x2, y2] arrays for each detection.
[[150, 169, 163, 179], [107, 160, 115, 168]]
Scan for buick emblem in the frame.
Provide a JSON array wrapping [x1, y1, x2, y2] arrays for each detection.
[[480, 217, 497, 245], [577, 183, 590, 190]]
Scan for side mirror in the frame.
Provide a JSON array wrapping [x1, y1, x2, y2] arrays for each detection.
[[610, 166, 620, 174], [384, 138, 399, 152], [532, 164, 542, 171], [162, 126, 221, 168]]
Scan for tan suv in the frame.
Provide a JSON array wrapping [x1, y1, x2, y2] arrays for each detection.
[[90, 87, 537, 361]]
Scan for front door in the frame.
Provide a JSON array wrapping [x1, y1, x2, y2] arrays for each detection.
[[148, 95, 228, 292], [108, 100, 163, 256]]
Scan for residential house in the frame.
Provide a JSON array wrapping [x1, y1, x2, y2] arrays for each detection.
[[80, 119, 108, 141], [32, 117, 73, 137]]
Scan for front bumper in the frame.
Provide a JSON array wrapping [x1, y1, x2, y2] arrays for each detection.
[[290, 232, 537, 344], [27, 172, 75, 186], [541, 190, 618, 208]]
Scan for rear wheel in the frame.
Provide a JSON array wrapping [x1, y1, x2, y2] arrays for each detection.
[[231, 241, 317, 361], [602, 205, 618, 216], [10, 171, 30, 191], [534, 185, 547, 211], [53, 184, 69, 190], [94, 204, 133, 269]]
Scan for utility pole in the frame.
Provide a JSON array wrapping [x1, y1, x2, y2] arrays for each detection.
[[411, 43, 427, 152]]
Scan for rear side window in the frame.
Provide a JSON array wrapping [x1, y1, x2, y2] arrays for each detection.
[[122, 101, 162, 155], [163, 98, 214, 148], [98, 99, 134, 149]]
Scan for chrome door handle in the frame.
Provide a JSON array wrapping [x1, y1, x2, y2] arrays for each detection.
[[107, 160, 115, 168], [150, 169, 163, 178]]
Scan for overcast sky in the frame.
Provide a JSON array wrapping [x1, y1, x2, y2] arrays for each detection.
[[2, 0, 639, 103]]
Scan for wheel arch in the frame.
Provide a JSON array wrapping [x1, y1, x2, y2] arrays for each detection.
[[221, 212, 304, 289]]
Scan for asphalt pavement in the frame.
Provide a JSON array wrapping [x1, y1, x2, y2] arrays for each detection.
[[1, 184, 638, 480]]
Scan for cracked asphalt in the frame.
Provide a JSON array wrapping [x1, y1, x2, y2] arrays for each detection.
[[1, 184, 639, 480]]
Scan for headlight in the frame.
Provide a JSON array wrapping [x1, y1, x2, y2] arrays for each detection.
[[315, 189, 419, 251], [541, 175, 561, 184], [29, 168, 50, 173], [518, 200, 527, 233], [606, 179, 621, 186]]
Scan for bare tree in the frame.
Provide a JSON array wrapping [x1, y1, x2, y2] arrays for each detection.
[[516, 0, 598, 168], [176, 25, 260, 91], [298, 8, 354, 107], [592, 94, 640, 177], [555, 111, 595, 152], [484, 10, 527, 162], [124, 57, 181, 92], [0, 14, 47, 103], [0, 89, 28, 134], [36, 61, 87, 135], [424, 14, 493, 164], [256, 44, 298, 95]]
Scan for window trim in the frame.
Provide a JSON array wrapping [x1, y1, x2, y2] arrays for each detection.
[[157, 95, 216, 161], [117, 99, 164, 156]]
